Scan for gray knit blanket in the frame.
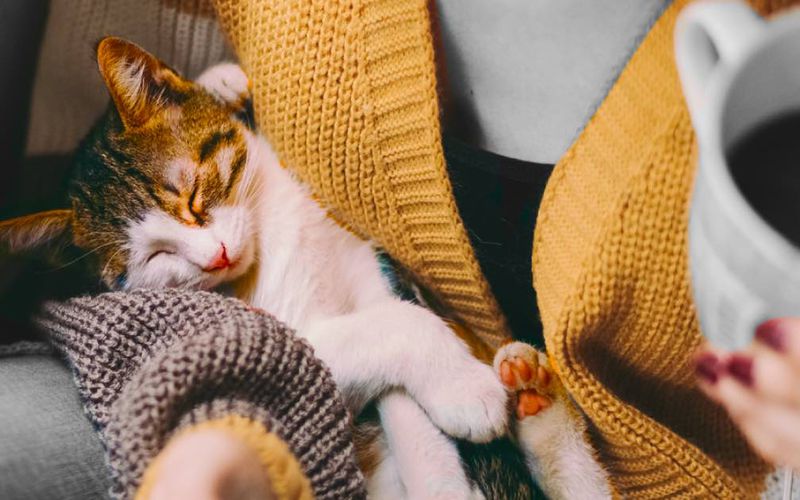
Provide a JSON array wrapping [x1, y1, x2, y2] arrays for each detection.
[[32, 288, 365, 499]]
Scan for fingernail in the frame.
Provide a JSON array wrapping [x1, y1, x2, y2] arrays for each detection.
[[755, 319, 787, 352], [727, 355, 754, 387], [694, 352, 721, 384]]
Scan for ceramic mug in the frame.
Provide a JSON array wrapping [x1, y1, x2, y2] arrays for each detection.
[[676, 1, 800, 350]]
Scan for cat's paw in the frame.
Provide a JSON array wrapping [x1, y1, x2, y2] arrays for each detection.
[[195, 63, 250, 106], [418, 359, 509, 443], [494, 341, 559, 420]]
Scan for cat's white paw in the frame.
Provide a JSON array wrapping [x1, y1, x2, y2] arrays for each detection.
[[417, 357, 509, 443], [494, 341, 559, 420], [195, 63, 250, 106], [498, 343, 612, 499]]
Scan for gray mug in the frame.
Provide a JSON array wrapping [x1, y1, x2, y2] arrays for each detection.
[[676, 1, 800, 350]]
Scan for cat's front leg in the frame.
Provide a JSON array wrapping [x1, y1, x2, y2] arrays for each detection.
[[302, 300, 508, 443], [375, 390, 483, 500], [494, 342, 611, 500]]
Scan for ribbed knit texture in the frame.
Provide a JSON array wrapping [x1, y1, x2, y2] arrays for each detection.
[[36, 289, 365, 500], [26, 0, 233, 155], [533, 1, 783, 497], [210, 0, 510, 349], [206, 0, 800, 497]]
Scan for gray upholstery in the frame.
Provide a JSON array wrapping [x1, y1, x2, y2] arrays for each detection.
[[0, 0, 49, 210], [0, 2, 108, 497], [0, 355, 109, 500]]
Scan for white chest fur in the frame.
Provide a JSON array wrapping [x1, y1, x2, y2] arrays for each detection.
[[238, 134, 392, 330], [234, 132, 508, 444]]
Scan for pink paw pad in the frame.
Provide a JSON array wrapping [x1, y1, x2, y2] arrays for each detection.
[[494, 342, 557, 419]]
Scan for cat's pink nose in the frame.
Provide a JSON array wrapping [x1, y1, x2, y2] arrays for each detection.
[[204, 243, 231, 272]]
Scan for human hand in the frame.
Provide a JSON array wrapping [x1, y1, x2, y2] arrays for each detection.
[[694, 318, 800, 470], [143, 428, 275, 500]]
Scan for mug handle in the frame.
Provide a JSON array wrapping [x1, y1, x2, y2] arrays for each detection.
[[675, 1, 764, 126]]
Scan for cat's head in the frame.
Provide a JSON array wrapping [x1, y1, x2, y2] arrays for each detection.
[[0, 38, 260, 291]]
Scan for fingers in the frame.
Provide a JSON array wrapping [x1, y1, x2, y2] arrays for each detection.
[[737, 402, 800, 470], [694, 335, 800, 471], [756, 318, 800, 366], [693, 347, 726, 386], [697, 367, 755, 418], [694, 347, 796, 407], [695, 320, 800, 407], [734, 347, 800, 406], [716, 318, 800, 406], [699, 374, 800, 469]]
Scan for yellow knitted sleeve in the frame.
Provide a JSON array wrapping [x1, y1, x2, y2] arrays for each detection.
[[135, 416, 313, 500], [210, 0, 510, 349]]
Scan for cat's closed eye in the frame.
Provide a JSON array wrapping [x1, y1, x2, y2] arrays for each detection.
[[146, 249, 175, 263], [163, 183, 180, 196], [187, 185, 205, 222]]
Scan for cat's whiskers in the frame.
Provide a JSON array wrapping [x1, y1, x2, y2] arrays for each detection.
[[101, 245, 128, 282], [234, 160, 263, 205], [48, 239, 127, 272], [183, 272, 209, 290]]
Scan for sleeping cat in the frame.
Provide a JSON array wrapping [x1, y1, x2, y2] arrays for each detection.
[[0, 38, 609, 499]]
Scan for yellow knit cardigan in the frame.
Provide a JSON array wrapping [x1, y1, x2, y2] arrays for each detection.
[[199, 0, 800, 497]]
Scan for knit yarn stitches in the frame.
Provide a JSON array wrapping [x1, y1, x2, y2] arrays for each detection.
[[37, 288, 365, 499], [207, 0, 796, 496], [210, 0, 510, 349]]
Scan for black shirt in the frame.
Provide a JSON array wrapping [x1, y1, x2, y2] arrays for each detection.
[[444, 134, 554, 349]]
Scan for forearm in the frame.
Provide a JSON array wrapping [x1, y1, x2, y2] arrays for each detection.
[[36, 288, 365, 499]]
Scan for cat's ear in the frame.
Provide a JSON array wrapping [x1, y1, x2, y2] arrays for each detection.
[[0, 209, 73, 254], [96, 37, 191, 129]]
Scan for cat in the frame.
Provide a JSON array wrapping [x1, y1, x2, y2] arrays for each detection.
[[0, 37, 610, 499]]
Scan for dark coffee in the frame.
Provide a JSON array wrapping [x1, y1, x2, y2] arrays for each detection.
[[728, 112, 800, 247]]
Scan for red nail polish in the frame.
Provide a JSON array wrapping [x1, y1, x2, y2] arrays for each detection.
[[755, 319, 787, 352], [694, 352, 721, 384], [727, 355, 754, 387]]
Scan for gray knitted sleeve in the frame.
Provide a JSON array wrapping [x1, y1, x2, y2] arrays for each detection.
[[36, 288, 365, 500]]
